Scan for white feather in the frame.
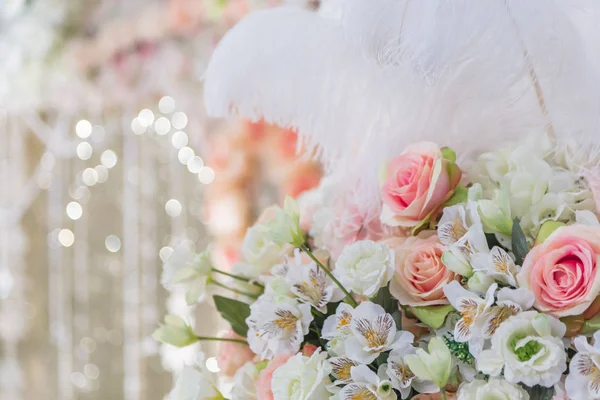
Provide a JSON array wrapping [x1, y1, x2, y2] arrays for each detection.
[[203, 0, 600, 205]]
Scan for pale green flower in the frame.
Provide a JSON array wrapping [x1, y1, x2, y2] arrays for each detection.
[[405, 337, 454, 389], [263, 196, 305, 247], [441, 247, 473, 277], [467, 271, 496, 293], [477, 189, 512, 236], [152, 315, 198, 348], [171, 366, 224, 400], [162, 245, 213, 305]]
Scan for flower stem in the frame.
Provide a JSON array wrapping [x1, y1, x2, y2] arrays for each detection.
[[300, 244, 357, 307], [212, 268, 265, 289], [441, 389, 447, 400], [212, 281, 259, 299], [196, 336, 248, 345]]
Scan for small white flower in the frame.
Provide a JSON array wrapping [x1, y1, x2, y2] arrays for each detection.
[[386, 346, 438, 399], [328, 357, 360, 385], [457, 378, 529, 400], [231, 362, 259, 400], [271, 349, 332, 400], [263, 196, 305, 247], [322, 303, 354, 356], [443, 281, 496, 355], [344, 302, 411, 364], [284, 250, 344, 312], [241, 224, 291, 277], [170, 366, 224, 400], [471, 246, 520, 287], [334, 240, 394, 298], [477, 311, 567, 387], [246, 296, 313, 359], [565, 331, 600, 400], [162, 245, 213, 305], [338, 365, 396, 400]]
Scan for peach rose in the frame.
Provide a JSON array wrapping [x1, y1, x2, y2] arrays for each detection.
[[256, 354, 293, 400], [388, 233, 457, 306], [381, 142, 461, 227], [217, 330, 255, 377], [517, 224, 600, 318]]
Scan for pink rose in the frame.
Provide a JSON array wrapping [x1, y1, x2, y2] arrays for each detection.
[[256, 354, 293, 400], [381, 142, 461, 227], [388, 233, 457, 306], [217, 330, 255, 377], [301, 344, 318, 356], [517, 224, 600, 318]]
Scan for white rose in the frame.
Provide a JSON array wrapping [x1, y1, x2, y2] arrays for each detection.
[[334, 240, 394, 297], [241, 225, 290, 277], [170, 366, 224, 400], [477, 311, 567, 387], [457, 378, 529, 400], [271, 349, 332, 400]]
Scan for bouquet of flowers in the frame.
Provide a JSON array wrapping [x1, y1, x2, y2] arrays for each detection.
[[154, 132, 600, 400]]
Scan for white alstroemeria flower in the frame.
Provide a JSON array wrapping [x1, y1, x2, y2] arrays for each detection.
[[241, 224, 291, 277], [323, 303, 354, 356], [386, 346, 438, 399], [480, 287, 534, 339], [246, 295, 313, 359], [162, 245, 213, 305], [471, 246, 520, 287], [338, 365, 396, 400], [231, 362, 259, 400], [171, 366, 224, 400], [457, 378, 529, 400], [271, 349, 332, 400], [443, 281, 496, 355], [328, 357, 360, 385], [284, 250, 344, 312], [263, 196, 305, 247], [565, 331, 600, 400], [334, 240, 394, 298], [345, 302, 411, 364], [477, 311, 567, 387]]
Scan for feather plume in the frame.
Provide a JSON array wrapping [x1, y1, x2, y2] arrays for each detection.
[[203, 0, 600, 205]]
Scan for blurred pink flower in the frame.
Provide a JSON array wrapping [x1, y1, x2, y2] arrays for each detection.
[[217, 330, 255, 377], [256, 353, 293, 400]]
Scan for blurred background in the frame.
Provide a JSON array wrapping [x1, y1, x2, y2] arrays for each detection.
[[0, 1, 321, 399]]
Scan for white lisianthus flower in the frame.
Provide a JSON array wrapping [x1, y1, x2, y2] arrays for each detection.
[[345, 302, 411, 364], [386, 346, 438, 399], [457, 378, 529, 400], [271, 349, 332, 400], [231, 362, 259, 400], [152, 315, 198, 348], [240, 224, 291, 278], [565, 331, 600, 400], [171, 366, 224, 400], [246, 295, 313, 360], [322, 303, 355, 357], [334, 240, 394, 298], [162, 245, 213, 305], [338, 365, 397, 400], [477, 311, 567, 387]]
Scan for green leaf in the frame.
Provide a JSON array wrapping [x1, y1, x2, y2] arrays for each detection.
[[441, 147, 457, 163], [373, 284, 399, 315], [521, 385, 554, 400], [213, 295, 251, 337], [443, 184, 468, 207], [534, 220, 565, 246], [511, 218, 529, 265], [582, 314, 600, 335], [410, 304, 455, 329]]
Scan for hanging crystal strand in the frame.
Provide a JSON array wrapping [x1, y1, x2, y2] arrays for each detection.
[[47, 114, 74, 400], [122, 114, 141, 400], [0, 114, 25, 400]]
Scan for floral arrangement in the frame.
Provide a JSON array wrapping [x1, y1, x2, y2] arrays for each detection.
[[153, 133, 600, 400]]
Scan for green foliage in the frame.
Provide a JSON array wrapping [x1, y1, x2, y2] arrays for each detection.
[[511, 218, 529, 265], [521, 385, 555, 400], [410, 304, 455, 329], [213, 295, 251, 337], [443, 334, 475, 366]]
